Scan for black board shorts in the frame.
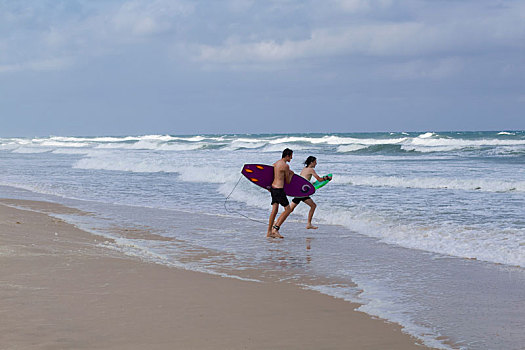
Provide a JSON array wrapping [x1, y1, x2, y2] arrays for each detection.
[[270, 187, 289, 207], [292, 196, 311, 204]]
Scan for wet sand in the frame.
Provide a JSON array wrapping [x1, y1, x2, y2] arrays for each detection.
[[0, 199, 433, 349]]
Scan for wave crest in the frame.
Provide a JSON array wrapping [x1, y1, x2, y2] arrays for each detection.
[[334, 175, 525, 192]]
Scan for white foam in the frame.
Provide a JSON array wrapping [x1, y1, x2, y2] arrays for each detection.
[[0, 181, 78, 200], [177, 166, 240, 184], [342, 137, 407, 145], [135, 134, 179, 142], [409, 137, 525, 147], [12, 147, 53, 154], [268, 136, 317, 144], [95, 140, 204, 151], [5, 134, 523, 157], [1, 138, 31, 145], [223, 140, 266, 150], [487, 145, 525, 155], [98, 140, 160, 150], [305, 281, 452, 350], [418, 132, 435, 138], [352, 279, 453, 350], [95, 143, 139, 149], [73, 152, 179, 173], [334, 175, 525, 192], [269, 135, 408, 146], [73, 152, 241, 181], [157, 143, 204, 151], [51, 148, 93, 155], [0, 144, 19, 151], [33, 134, 209, 145], [219, 181, 270, 209], [401, 145, 466, 153], [399, 134, 525, 153], [261, 143, 308, 152], [99, 238, 260, 282], [234, 137, 269, 143], [40, 140, 90, 148], [254, 133, 525, 154], [46, 136, 139, 142], [3, 137, 93, 152], [317, 206, 525, 267], [336, 144, 369, 152], [221, 178, 525, 267], [52, 135, 218, 152]]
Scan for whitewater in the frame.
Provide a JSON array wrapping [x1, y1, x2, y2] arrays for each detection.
[[1, 131, 524, 349]]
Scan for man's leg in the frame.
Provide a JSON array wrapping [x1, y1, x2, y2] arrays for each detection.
[[272, 205, 292, 237], [267, 203, 279, 238], [304, 199, 318, 229]]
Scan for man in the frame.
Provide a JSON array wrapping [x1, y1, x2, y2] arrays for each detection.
[[267, 148, 294, 238]]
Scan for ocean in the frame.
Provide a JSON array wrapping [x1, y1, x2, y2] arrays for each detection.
[[1, 131, 524, 349]]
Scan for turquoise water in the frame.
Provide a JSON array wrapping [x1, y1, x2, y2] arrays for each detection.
[[1, 131, 524, 349]]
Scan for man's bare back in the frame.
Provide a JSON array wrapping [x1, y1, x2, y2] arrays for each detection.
[[272, 159, 292, 188]]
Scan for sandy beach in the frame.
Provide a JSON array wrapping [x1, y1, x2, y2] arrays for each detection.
[[0, 198, 433, 350]]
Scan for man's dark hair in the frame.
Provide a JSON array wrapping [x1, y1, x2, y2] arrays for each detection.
[[282, 148, 293, 158]]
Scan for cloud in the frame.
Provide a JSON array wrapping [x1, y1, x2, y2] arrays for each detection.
[[377, 58, 464, 80], [194, 2, 525, 68], [111, 0, 194, 36], [191, 22, 448, 64], [0, 57, 73, 74], [226, 0, 255, 13], [335, 0, 393, 13], [0, 0, 194, 74], [0, 0, 524, 77]]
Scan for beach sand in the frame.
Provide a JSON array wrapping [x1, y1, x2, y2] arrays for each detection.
[[0, 199, 432, 350]]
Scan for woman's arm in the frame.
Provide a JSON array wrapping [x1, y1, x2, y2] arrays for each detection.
[[311, 169, 326, 182]]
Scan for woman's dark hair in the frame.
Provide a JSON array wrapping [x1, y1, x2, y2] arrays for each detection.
[[304, 156, 316, 167], [282, 148, 293, 158]]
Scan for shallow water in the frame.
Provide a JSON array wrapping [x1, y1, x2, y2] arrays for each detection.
[[1, 131, 524, 349]]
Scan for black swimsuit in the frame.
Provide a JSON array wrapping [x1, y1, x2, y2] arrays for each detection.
[[270, 187, 289, 207], [292, 196, 311, 204]]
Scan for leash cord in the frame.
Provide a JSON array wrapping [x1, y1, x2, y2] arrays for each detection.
[[224, 176, 267, 225]]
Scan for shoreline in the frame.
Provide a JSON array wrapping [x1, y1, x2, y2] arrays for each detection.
[[0, 198, 436, 349]]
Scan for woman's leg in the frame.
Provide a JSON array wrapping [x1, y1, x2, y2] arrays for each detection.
[[303, 199, 318, 229]]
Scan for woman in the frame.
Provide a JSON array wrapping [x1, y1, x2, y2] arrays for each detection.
[[290, 156, 331, 229]]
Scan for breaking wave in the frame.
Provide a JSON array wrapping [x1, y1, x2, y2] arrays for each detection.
[[334, 175, 525, 192]]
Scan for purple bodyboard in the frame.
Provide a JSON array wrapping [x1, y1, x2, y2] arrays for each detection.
[[241, 164, 315, 197]]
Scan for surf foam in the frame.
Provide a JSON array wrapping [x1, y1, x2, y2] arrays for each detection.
[[333, 175, 525, 192]]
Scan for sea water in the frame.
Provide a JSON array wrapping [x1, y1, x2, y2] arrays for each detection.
[[1, 131, 524, 349]]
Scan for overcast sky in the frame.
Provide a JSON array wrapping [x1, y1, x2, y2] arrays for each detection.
[[1, 0, 524, 136]]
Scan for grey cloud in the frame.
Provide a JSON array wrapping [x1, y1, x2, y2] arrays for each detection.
[[195, 1, 525, 67], [0, 0, 523, 135], [3, 0, 522, 71], [0, 0, 194, 72]]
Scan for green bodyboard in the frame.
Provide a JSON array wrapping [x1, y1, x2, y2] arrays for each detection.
[[313, 173, 332, 189]]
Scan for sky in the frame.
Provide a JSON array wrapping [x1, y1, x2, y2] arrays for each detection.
[[1, 0, 524, 136]]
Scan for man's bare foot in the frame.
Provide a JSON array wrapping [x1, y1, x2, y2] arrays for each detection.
[[306, 224, 318, 229], [268, 232, 284, 239], [267, 231, 284, 238], [270, 225, 284, 238], [267, 231, 283, 238]]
